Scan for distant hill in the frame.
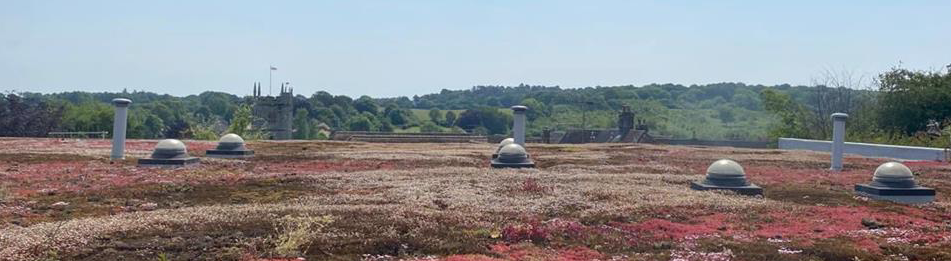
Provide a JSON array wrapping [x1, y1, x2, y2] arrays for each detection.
[[2, 82, 849, 141]]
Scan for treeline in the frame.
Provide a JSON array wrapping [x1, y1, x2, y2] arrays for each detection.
[[761, 65, 951, 147], [1, 90, 473, 140], [4, 64, 949, 143], [3, 82, 786, 140], [292, 93, 468, 138], [409, 83, 809, 139], [0, 94, 63, 136], [10, 91, 246, 140]]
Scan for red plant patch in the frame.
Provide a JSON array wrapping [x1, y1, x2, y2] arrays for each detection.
[[501, 218, 590, 244], [488, 244, 605, 261], [618, 214, 727, 241], [755, 206, 944, 245], [502, 219, 551, 243], [520, 178, 551, 194]]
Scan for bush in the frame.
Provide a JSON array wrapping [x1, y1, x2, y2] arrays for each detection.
[[273, 214, 334, 257], [186, 125, 218, 140], [227, 105, 253, 136], [0, 185, 7, 203], [420, 122, 443, 133], [449, 126, 467, 134]]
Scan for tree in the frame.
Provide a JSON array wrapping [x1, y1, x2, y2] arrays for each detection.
[[760, 89, 810, 139], [379, 120, 394, 132], [329, 105, 349, 127], [348, 114, 375, 131], [479, 107, 512, 135], [754, 69, 875, 141], [135, 113, 165, 138], [60, 102, 112, 133], [732, 89, 761, 110], [313, 108, 340, 129], [198, 91, 238, 120], [164, 119, 189, 138], [519, 98, 548, 121], [877, 65, 951, 134], [227, 105, 253, 136], [444, 111, 457, 127], [385, 108, 414, 126], [310, 91, 335, 107], [428, 109, 443, 124], [716, 106, 735, 123], [0, 94, 63, 137], [333, 95, 353, 108], [453, 107, 511, 135], [805, 69, 866, 139], [294, 108, 311, 139], [455, 109, 482, 130], [353, 96, 379, 115]]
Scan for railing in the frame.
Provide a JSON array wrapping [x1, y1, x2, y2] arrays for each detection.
[[48, 131, 109, 139], [779, 138, 946, 161]]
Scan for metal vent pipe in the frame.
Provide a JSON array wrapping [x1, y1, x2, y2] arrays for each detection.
[[111, 98, 132, 160]]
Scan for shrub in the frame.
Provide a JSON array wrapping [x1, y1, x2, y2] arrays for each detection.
[[315, 132, 329, 140], [186, 125, 218, 140], [273, 214, 334, 257], [420, 122, 443, 133], [0, 184, 8, 203]]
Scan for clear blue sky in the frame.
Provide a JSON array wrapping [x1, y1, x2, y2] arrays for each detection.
[[2, 1, 949, 98]]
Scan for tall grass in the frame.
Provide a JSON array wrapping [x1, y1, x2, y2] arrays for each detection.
[[273, 214, 334, 257], [0, 184, 7, 203]]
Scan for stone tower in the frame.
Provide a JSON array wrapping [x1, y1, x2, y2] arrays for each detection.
[[618, 105, 635, 134], [251, 82, 293, 140]]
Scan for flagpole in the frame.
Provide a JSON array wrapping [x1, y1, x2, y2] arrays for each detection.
[[269, 65, 272, 96]]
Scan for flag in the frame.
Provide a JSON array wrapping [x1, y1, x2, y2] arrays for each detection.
[[270, 66, 277, 70]]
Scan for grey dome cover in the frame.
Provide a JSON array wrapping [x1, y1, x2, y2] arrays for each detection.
[[497, 138, 515, 152], [871, 162, 916, 188], [151, 139, 189, 159], [216, 133, 248, 151], [702, 159, 750, 186], [497, 143, 529, 163], [220, 133, 245, 143]]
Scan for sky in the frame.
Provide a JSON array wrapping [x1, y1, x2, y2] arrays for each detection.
[[1, 1, 949, 98]]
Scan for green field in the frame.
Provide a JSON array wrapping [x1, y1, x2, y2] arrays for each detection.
[[409, 109, 466, 121]]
